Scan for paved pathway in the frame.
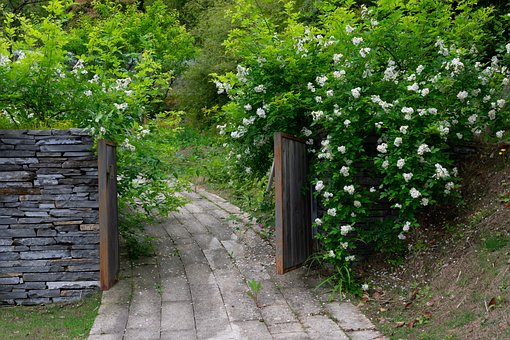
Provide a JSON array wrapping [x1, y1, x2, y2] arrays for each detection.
[[89, 189, 385, 340]]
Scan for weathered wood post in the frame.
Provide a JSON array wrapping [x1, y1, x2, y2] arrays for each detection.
[[274, 132, 312, 274]]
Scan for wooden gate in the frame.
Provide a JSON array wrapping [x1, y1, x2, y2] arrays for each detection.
[[98, 140, 119, 290], [274, 132, 312, 274]]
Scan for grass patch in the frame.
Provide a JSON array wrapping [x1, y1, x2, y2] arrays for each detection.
[[483, 234, 510, 252], [447, 310, 477, 328], [0, 292, 101, 340]]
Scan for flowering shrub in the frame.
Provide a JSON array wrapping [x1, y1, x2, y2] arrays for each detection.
[[215, 0, 510, 292], [0, 0, 193, 256]]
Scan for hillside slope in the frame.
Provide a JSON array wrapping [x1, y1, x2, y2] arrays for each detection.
[[360, 146, 510, 339]]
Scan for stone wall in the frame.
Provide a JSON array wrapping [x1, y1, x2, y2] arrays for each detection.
[[0, 129, 100, 305]]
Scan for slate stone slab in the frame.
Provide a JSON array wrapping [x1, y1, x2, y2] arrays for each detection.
[[1, 129, 101, 305]]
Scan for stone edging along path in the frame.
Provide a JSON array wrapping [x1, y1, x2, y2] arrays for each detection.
[[89, 188, 386, 340]]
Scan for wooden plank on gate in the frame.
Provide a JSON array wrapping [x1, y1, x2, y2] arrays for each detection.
[[98, 140, 119, 290], [274, 132, 312, 274]]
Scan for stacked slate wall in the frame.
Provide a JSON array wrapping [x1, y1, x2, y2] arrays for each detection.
[[0, 129, 100, 305]]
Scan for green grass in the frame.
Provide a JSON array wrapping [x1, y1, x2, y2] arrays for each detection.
[[447, 310, 477, 328], [0, 292, 101, 340], [483, 234, 510, 252]]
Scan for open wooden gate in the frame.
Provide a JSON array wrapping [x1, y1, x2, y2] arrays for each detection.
[[274, 132, 312, 274], [98, 140, 119, 290]]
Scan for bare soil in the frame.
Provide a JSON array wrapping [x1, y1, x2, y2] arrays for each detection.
[[358, 145, 510, 339]]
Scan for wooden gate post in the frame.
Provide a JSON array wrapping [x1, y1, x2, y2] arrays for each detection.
[[274, 132, 312, 274], [98, 140, 119, 290]]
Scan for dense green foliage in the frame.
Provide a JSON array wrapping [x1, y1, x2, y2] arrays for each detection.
[[0, 0, 192, 257], [214, 0, 510, 293]]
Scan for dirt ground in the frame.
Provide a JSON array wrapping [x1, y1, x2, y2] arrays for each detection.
[[358, 145, 510, 339]]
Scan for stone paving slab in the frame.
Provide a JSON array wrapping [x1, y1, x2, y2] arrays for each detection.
[[89, 188, 387, 340]]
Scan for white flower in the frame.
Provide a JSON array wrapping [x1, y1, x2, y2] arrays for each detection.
[[0, 54, 10, 66], [383, 60, 399, 82], [254, 84, 266, 93], [345, 255, 356, 262], [354, 200, 361, 208], [445, 182, 455, 190], [344, 119, 351, 127], [421, 88, 430, 96], [99, 127, 106, 135], [394, 203, 402, 209], [421, 197, 429, 206], [351, 87, 361, 99], [338, 145, 346, 154], [375, 122, 384, 129], [244, 104, 252, 111], [327, 208, 337, 216], [457, 91, 468, 101], [333, 53, 343, 63], [341, 225, 353, 235], [340, 166, 350, 177], [398, 233, 406, 240], [333, 70, 346, 79], [417, 144, 431, 155], [438, 125, 449, 136], [114, 102, 128, 111], [402, 221, 411, 232], [434, 163, 450, 179], [344, 185, 355, 195], [362, 283, 369, 291], [121, 138, 135, 152], [416, 65, 425, 74], [316, 75, 328, 87], [370, 187, 376, 193], [315, 218, 322, 225], [407, 83, 420, 92], [307, 82, 316, 92], [401, 107, 414, 115], [84, 90, 92, 96], [300, 128, 311, 137], [341, 242, 349, 249], [377, 143, 388, 154], [315, 96, 323, 103], [506, 43, 510, 54], [382, 160, 389, 169], [326, 90, 334, 97], [311, 110, 324, 120], [394, 137, 403, 147], [403, 173, 413, 182], [410, 187, 422, 198], [323, 192, 333, 199], [496, 130, 505, 138], [397, 158, 405, 169], [328, 250, 335, 258], [315, 180, 325, 192], [497, 99, 506, 108], [346, 25, 355, 33], [359, 47, 371, 58], [245, 167, 252, 174], [352, 37, 363, 45], [256, 108, 266, 118], [456, 133, 463, 140], [468, 114, 477, 124], [400, 125, 409, 134]]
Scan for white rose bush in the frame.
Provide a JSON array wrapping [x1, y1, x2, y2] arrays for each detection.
[[215, 0, 510, 293]]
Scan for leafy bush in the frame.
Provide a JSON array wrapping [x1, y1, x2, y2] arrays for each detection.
[[0, 0, 193, 256], [214, 0, 510, 292]]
